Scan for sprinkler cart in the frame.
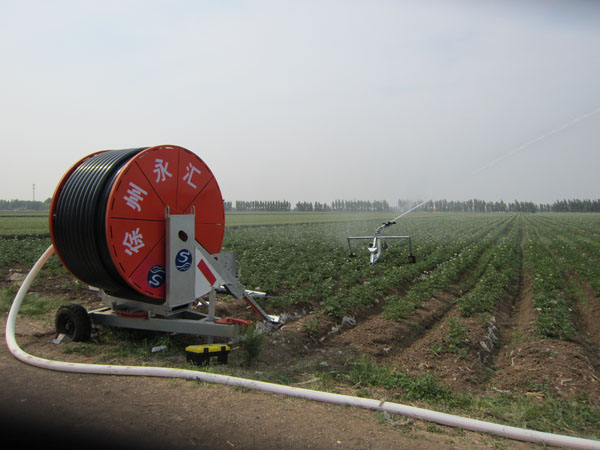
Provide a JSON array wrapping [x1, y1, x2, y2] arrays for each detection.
[[347, 200, 429, 265], [347, 220, 415, 266]]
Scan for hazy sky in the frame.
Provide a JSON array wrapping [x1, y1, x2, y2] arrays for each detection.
[[2, 0, 599, 205]]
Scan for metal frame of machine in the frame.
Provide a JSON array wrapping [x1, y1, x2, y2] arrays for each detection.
[[346, 201, 430, 265], [347, 221, 415, 265], [51, 146, 280, 343], [66, 212, 279, 342]]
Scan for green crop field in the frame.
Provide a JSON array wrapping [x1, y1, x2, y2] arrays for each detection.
[[0, 212, 49, 236], [0, 211, 397, 236], [225, 210, 396, 226], [2, 211, 600, 440]]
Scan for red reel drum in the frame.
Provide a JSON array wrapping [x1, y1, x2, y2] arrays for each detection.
[[50, 145, 225, 301]]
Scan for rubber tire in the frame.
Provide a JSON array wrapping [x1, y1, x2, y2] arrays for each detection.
[[407, 254, 417, 264], [55, 304, 92, 342]]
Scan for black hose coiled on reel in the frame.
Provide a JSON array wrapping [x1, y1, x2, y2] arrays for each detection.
[[51, 148, 152, 301]]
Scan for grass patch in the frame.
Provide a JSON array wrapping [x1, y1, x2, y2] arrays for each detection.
[[302, 316, 320, 337], [93, 328, 186, 363], [0, 214, 49, 236], [339, 356, 457, 404], [237, 324, 265, 366], [430, 317, 470, 356], [63, 344, 96, 358], [382, 294, 416, 320], [521, 395, 600, 437], [0, 286, 69, 316], [468, 392, 600, 439]]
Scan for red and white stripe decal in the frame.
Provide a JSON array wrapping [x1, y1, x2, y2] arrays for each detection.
[[197, 259, 217, 286]]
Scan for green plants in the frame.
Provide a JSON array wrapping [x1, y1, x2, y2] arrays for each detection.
[[237, 324, 265, 366], [342, 356, 453, 403], [0, 286, 68, 317], [302, 316, 320, 337], [431, 318, 470, 356]]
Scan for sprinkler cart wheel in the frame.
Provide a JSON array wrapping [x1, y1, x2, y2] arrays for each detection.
[[55, 304, 92, 342], [408, 254, 416, 264]]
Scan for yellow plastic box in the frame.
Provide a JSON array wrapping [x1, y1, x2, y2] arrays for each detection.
[[185, 344, 230, 366]]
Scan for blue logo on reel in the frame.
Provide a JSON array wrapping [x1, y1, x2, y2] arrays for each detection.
[[147, 265, 165, 288], [175, 249, 193, 272]]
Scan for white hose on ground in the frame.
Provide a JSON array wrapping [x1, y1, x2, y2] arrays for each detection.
[[5, 246, 600, 450]]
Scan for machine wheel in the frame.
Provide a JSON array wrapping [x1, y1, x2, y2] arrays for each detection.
[[407, 254, 416, 264], [55, 304, 91, 342]]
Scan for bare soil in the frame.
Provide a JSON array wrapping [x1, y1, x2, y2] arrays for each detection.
[[1, 320, 534, 450], [491, 272, 600, 402]]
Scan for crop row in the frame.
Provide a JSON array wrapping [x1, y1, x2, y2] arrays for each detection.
[[456, 217, 522, 317], [533, 213, 600, 238], [3, 213, 596, 342], [521, 216, 577, 340], [533, 214, 600, 255], [223, 213, 513, 320], [322, 217, 514, 318], [0, 236, 54, 268], [525, 215, 600, 297], [381, 216, 516, 321]]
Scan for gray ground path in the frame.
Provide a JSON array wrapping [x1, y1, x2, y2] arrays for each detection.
[[0, 336, 538, 450]]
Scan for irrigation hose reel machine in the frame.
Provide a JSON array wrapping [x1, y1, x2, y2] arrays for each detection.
[[49, 145, 279, 344]]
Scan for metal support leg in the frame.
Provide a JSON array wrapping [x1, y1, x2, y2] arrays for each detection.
[[207, 289, 216, 344], [195, 242, 280, 324], [208, 288, 216, 320]]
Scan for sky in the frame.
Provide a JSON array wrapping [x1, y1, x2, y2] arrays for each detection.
[[1, 0, 599, 206]]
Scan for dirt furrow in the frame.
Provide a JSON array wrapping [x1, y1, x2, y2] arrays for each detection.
[[319, 220, 516, 354], [326, 293, 454, 358], [489, 233, 600, 403], [380, 277, 518, 392], [577, 279, 600, 351]]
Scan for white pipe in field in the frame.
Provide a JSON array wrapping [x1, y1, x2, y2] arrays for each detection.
[[5, 246, 600, 449]]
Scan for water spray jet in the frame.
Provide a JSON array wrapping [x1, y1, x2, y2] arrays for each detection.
[[349, 105, 600, 265], [347, 200, 431, 265]]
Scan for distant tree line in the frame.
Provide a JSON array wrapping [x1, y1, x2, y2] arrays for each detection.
[[2, 197, 598, 214], [431, 199, 537, 213], [331, 199, 391, 212], [540, 199, 600, 213], [295, 201, 315, 212], [229, 198, 600, 214], [295, 201, 335, 212], [298, 200, 392, 212], [231, 199, 393, 212], [0, 199, 51, 210], [234, 200, 291, 211], [429, 198, 600, 213]]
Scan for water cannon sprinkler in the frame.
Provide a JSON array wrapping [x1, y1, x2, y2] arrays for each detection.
[[347, 226, 414, 266], [347, 200, 431, 265]]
